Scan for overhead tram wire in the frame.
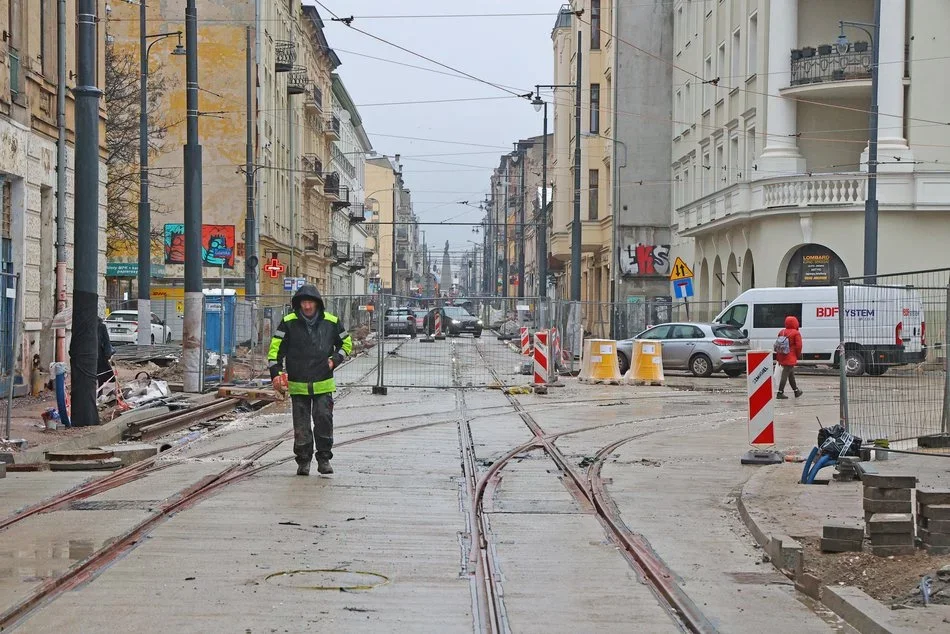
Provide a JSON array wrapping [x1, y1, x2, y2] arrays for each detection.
[[315, 0, 534, 100]]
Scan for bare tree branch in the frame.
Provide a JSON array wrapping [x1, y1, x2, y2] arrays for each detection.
[[105, 42, 174, 256]]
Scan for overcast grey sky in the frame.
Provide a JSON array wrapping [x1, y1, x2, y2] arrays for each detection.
[[305, 1, 560, 267]]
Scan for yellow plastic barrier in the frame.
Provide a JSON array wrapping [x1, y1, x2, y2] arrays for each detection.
[[578, 339, 623, 384], [626, 340, 665, 385]]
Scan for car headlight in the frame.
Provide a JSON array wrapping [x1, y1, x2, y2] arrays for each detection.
[[452, 319, 461, 325], [477, 319, 483, 325]]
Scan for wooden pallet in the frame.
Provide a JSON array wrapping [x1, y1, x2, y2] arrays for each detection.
[[216, 386, 283, 401]]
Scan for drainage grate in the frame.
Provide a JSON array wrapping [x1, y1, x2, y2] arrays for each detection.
[[69, 500, 161, 511]]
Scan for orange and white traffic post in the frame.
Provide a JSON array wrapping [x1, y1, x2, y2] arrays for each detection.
[[742, 350, 782, 464], [520, 326, 531, 355], [434, 310, 446, 340], [533, 331, 549, 394]]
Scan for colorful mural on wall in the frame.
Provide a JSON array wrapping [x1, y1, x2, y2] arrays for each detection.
[[619, 243, 671, 276], [164, 224, 236, 268]]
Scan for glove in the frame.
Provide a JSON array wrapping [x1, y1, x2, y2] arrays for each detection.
[[272, 373, 288, 394]]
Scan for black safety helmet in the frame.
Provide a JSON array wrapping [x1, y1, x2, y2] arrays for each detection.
[[292, 284, 324, 314]]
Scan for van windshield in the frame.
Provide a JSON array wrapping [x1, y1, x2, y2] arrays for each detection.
[[718, 304, 748, 328]]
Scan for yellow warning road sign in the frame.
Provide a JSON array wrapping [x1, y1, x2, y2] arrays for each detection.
[[176, 300, 185, 314], [669, 257, 694, 281]]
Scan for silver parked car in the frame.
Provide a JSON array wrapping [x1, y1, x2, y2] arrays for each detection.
[[617, 322, 750, 378]]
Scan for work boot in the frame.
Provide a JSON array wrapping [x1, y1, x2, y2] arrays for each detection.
[[296, 461, 310, 476], [794, 389, 803, 398], [316, 458, 333, 475], [776, 392, 789, 400]]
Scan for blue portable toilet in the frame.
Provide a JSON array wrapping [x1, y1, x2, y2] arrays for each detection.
[[203, 289, 237, 355]]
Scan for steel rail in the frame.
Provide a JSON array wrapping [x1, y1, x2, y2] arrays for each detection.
[[473, 339, 716, 633]]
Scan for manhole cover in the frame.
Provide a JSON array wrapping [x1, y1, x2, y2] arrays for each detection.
[[264, 569, 389, 591], [69, 500, 160, 511]]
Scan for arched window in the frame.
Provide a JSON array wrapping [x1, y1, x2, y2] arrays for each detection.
[[784, 244, 848, 287]]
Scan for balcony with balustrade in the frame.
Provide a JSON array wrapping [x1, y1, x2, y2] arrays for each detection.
[[301, 154, 324, 186], [324, 115, 341, 141], [304, 85, 323, 114], [287, 67, 309, 95], [275, 41, 296, 73], [331, 240, 351, 264], [675, 171, 950, 237], [348, 203, 366, 224], [783, 41, 873, 99]]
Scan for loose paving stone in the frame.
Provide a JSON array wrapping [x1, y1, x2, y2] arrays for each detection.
[[859, 474, 917, 489]]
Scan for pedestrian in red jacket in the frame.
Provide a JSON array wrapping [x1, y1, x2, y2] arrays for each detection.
[[774, 315, 803, 399]]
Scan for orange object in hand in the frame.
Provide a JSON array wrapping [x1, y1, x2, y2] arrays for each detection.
[[273, 372, 288, 394]]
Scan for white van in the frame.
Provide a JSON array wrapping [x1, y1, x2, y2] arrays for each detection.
[[714, 286, 925, 376]]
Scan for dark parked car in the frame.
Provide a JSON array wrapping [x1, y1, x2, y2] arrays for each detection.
[[424, 306, 483, 337], [384, 307, 416, 337]]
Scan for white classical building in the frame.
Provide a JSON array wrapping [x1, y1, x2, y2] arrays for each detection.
[[328, 74, 371, 297], [670, 0, 950, 318]]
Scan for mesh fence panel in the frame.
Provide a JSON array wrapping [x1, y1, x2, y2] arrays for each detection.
[[839, 269, 949, 445]]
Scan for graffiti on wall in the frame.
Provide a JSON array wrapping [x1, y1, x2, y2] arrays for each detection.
[[619, 243, 671, 276], [164, 224, 236, 268]]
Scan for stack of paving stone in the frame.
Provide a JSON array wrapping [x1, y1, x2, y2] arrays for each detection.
[[916, 489, 950, 555], [863, 473, 917, 556], [820, 522, 863, 553], [833, 456, 859, 482]]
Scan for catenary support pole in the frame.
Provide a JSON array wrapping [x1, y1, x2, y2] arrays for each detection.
[[182, 0, 203, 393], [539, 100, 548, 300], [244, 26, 256, 298], [70, 0, 101, 426], [55, 0, 67, 362], [518, 145, 526, 300], [571, 31, 583, 302], [136, 0, 151, 344], [863, 0, 881, 281]]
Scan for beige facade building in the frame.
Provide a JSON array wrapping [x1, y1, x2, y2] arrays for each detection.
[[107, 1, 347, 303], [550, 1, 615, 305], [671, 0, 950, 318], [0, 0, 107, 371]]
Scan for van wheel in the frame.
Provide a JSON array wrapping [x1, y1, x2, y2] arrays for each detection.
[[844, 350, 866, 377], [689, 354, 714, 377]]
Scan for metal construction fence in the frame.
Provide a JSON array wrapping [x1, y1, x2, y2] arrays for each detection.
[[198, 293, 378, 390], [0, 271, 21, 439], [177, 292, 736, 393], [839, 268, 949, 446]]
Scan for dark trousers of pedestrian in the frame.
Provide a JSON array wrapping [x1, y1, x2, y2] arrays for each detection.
[[291, 394, 334, 465], [778, 365, 798, 393]]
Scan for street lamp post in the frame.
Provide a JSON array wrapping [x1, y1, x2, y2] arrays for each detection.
[[182, 0, 203, 393], [838, 2, 881, 279], [511, 143, 527, 299], [137, 7, 185, 345], [533, 80, 580, 300]]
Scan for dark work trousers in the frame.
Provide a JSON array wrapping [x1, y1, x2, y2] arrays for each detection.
[[291, 393, 334, 464], [778, 365, 798, 393]]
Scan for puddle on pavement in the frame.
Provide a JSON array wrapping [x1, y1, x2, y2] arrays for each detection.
[[0, 539, 97, 583], [264, 569, 389, 591]]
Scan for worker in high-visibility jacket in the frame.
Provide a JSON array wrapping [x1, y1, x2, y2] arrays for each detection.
[[268, 284, 352, 476]]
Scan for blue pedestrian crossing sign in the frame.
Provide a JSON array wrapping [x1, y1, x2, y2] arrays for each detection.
[[673, 277, 694, 299]]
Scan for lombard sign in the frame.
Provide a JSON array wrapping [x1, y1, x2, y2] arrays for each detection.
[[619, 243, 671, 276]]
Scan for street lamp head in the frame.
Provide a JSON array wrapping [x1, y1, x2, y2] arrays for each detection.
[[531, 94, 544, 112], [836, 32, 849, 55], [172, 32, 187, 56]]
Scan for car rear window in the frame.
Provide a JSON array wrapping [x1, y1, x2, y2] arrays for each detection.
[[386, 309, 410, 316], [712, 325, 746, 340], [108, 313, 137, 322], [444, 307, 470, 318]]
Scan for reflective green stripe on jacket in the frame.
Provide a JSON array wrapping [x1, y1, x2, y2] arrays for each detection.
[[288, 378, 336, 396]]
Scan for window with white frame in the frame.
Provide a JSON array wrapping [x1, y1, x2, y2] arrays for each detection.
[[683, 167, 690, 204], [675, 89, 683, 129], [684, 82, 692, 124], [673, 168, 681, 208], [731, 29, 741, 86], [715, 143, 724, 183], [702, 151, 711, 195], [745, 127, 757, 176], [676, 5, 684, 53], [717, 43, 726, 101], [730, 134, 740, 183], [747, 13, 758, 77], [703, 56, 713, 111]]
